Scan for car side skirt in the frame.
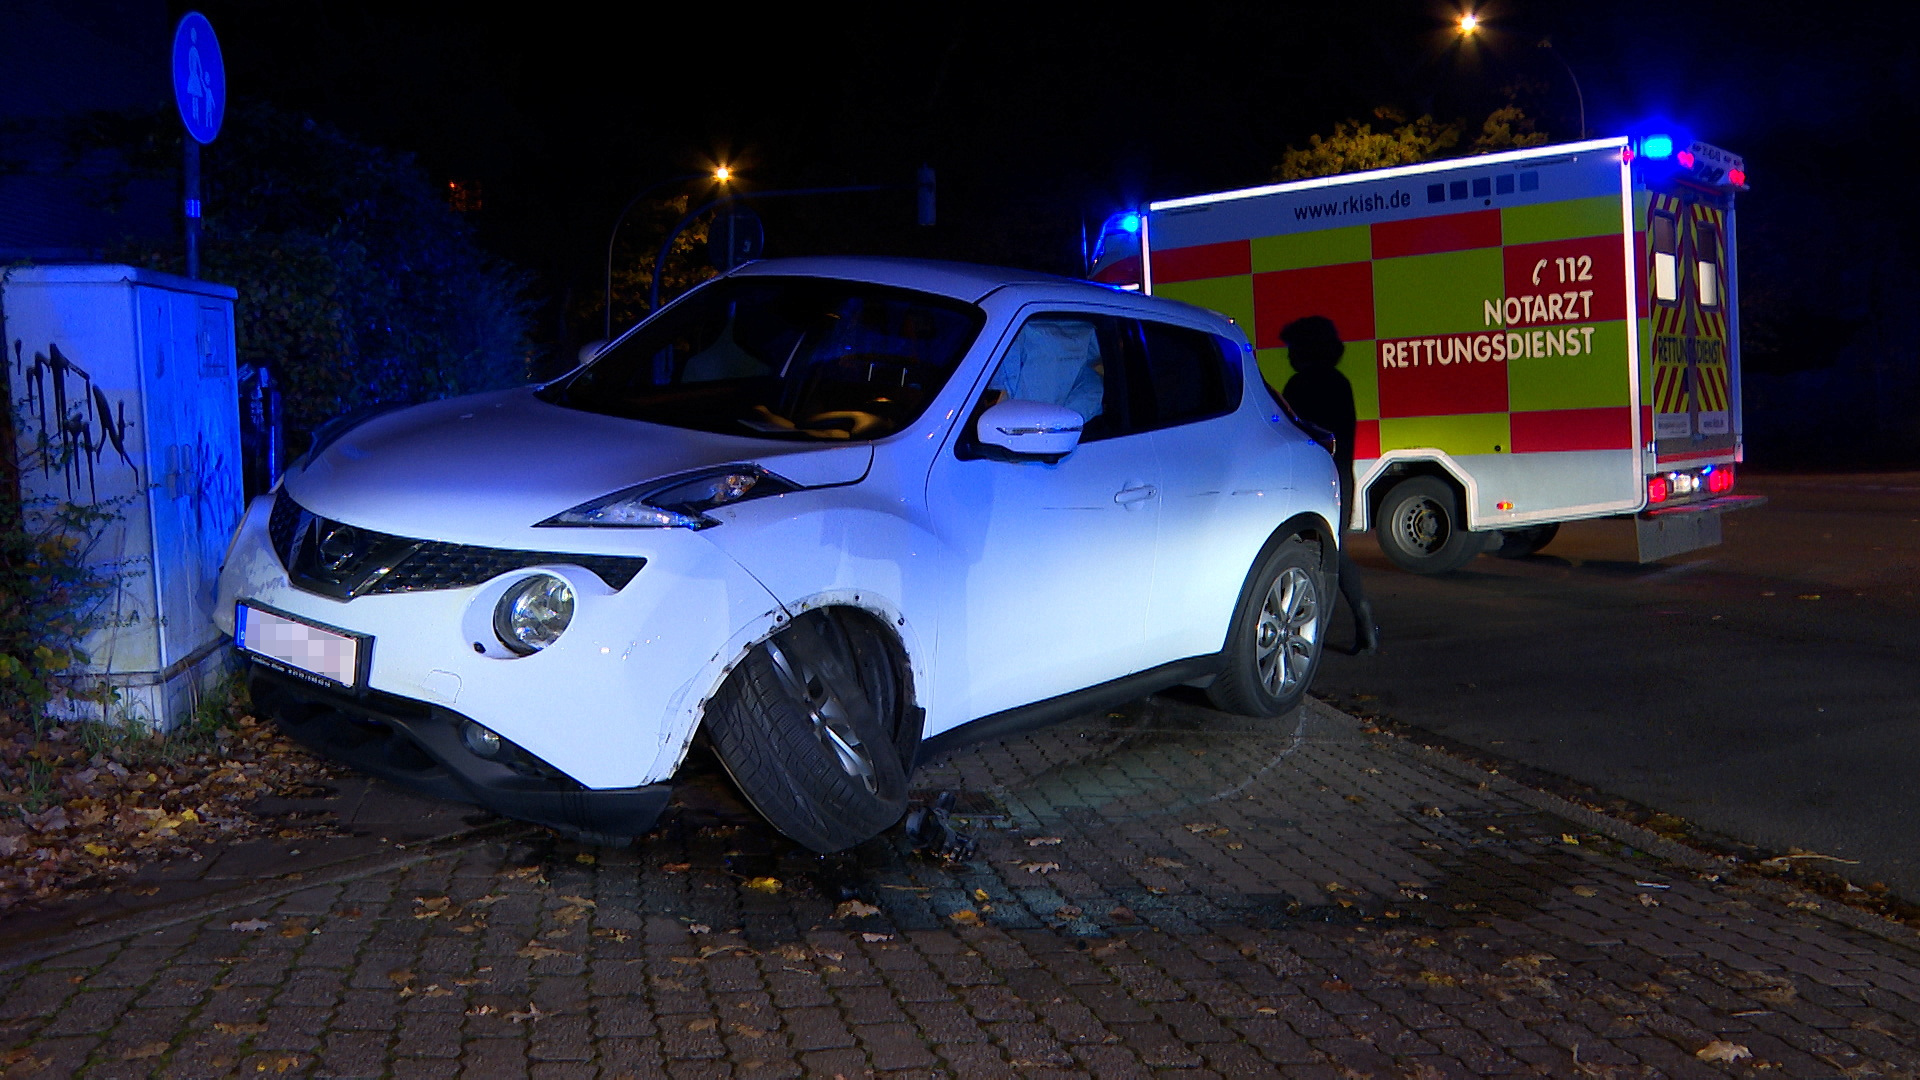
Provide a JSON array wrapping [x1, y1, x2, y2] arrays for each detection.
[[913, 654, 1223, 768]]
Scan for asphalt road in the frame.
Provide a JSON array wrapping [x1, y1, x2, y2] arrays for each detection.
[[1312, 470, 1920, 898]]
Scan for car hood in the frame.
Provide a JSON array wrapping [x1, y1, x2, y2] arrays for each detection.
[[281, 388, 873, 545]]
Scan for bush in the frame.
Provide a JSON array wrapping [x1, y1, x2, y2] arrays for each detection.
[[0, 429, 124, 728]]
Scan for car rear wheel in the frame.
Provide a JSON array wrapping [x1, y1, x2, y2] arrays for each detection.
[[1207, 538, 1328, 717], [705, 610, 910, 853], [1375, 476, 1487, 574]]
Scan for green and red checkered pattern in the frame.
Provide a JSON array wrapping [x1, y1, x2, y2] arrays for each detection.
[[1152, 195, 1635, 460]]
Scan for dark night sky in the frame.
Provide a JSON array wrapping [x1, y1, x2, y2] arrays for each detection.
[[164, 0, 1920, 464], [186, 1, 1914, 281]]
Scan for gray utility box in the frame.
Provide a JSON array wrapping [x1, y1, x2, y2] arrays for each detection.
[[2, 265, 243, 730]]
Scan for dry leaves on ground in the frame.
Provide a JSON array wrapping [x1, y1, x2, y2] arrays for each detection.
[[1696, 1040, 1752, 1063], [0, 699, 342, 910]]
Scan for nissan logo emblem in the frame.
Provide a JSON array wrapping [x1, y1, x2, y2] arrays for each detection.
[[315, 524, 361, 573]]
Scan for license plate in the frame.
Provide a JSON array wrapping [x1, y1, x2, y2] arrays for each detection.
[[235, 602, 369, 689]]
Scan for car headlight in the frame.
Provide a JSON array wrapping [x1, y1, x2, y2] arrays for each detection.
[[537, 465, 799, 530], [493, 574, 575, 655]]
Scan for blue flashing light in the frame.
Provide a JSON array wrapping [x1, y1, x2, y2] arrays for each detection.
[[1118, 212, 1142, 234], [1641, 134, 1674, 160]]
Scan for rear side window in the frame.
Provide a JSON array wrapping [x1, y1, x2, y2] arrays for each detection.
[[1135, 321, 1244, 431]]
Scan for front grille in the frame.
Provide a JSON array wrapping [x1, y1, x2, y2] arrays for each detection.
[[269, 490, 645, 599]]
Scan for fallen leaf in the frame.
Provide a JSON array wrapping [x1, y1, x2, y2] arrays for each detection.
[[1021, 861, 1060, 874], [557, 894, 595, 908], [744, 876, 781, 894], [505, 1003, 547, 1023], [121, 1041, 170, 1060], [1638, 893, 1660, 907], [83, 842, 112, 857], [1572, 886, 1598, 897], [466, 1005, 495, 1017], [834, 900, 881, 919], [1183, 822, 1229, 836], [1143, 857, 1185, 870], [948, 909, 981, 925], [387, 969, 416, 987], [1027, 836, 1063, 847], [211, 1022, 267, 1035], [517, 943, 574, 960], [862, 932, 893, 942], [1108, 906, 1138, 923], [661, 862, 692, 872], [228, 918, 272, 932], [1695, 1041, 1751, 1063], [687, 1017, 717, 1031], [574, 853, 597, 865], [687, 923, 711, 934], [973, 887, 991, 902], [591, 929, 632, 943]]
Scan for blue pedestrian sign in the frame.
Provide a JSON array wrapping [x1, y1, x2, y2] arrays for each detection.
[[171, 12, 226, 145]]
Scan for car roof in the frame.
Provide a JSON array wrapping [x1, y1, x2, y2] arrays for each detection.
[[727, 256, 1241, 336]]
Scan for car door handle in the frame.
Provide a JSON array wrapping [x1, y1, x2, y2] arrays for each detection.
[[1114, 483, 1157, 507]]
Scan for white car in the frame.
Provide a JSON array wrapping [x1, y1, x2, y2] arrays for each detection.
[[216, 257, 1341, 851]]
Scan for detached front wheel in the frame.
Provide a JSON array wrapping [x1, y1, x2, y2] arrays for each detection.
[[1207, 539, 1329, 717], [705, 611, 910, 853], [1375, 476, 1487, 574]]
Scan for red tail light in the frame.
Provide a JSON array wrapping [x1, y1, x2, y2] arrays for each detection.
[[1706, 466, 1735, 494], [1647, 475, 1669, 504]]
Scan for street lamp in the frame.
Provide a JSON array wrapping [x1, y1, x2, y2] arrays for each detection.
[[1454, 11, 1586, 140], [602, 166, 733, 341]]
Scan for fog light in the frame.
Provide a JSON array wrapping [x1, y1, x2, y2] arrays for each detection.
[[493, 573, 574, 655], [462, 721, 503, 759]]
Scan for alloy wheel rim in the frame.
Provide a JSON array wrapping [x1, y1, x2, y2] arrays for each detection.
[[1253, 567, 1320, 697], [766, 639, 879, 793]]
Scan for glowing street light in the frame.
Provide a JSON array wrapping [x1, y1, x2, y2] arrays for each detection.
[[602, 166, 734, 340], [1452, 12, 1586, 140]]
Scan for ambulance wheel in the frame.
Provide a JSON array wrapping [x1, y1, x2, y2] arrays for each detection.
[[1492, 523, 1560, 559], [1376, 476, 1484, 574]]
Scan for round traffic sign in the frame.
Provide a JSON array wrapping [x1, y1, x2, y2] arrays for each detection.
[[171, 12, 226, 145]]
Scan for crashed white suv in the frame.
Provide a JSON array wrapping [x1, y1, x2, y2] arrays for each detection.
[[216, 257, 1340, 851]]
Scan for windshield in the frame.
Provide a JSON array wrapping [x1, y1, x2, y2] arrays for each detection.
[[541, 277, 985, 441]]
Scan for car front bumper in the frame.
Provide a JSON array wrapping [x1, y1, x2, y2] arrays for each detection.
[[249, 666, 674, 841]]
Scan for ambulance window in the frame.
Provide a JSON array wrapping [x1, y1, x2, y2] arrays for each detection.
[[1651, 212, 1679, 303], [1696, 226, 1721, 307]]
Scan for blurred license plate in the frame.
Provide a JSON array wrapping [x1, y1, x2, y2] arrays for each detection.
[[235, 602, 368, 688]]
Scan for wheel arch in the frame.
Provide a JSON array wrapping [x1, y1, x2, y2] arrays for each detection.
[[1357, 452, 1478, 532], [659, 591, 928, 782], [1220, 511, 1340, 648]]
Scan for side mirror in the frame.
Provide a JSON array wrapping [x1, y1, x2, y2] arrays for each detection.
[[977, 399, 1083, 461]]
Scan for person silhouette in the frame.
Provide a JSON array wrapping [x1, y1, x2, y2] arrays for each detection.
[[1279, 315, 1379, 655]]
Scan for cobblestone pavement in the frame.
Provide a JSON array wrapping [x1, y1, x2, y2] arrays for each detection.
[[5, 695, 1920, 1079]]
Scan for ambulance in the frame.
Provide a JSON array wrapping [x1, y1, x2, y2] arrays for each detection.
[[1090, 135, 1764, 572]]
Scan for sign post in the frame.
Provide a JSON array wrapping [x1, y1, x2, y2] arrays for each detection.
[[171, 12, 226, 279]]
